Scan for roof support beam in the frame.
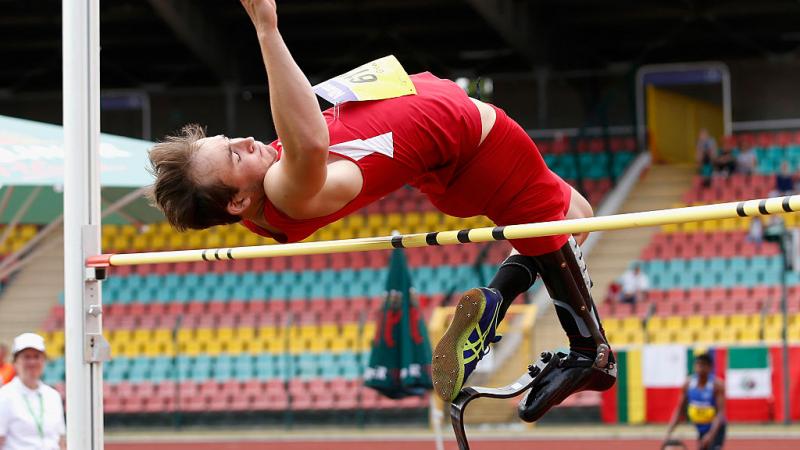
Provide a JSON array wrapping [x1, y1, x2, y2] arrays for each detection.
[[146, 0, 237, 82], [464, 0, 547, 68]]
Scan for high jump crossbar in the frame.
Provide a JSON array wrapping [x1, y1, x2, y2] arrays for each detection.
[[87, 195, 800, 268]]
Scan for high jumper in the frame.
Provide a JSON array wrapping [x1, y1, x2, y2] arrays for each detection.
[[146, 0, 615, 420]]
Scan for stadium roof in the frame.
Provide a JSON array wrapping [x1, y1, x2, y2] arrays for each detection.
[[2, 0, 800, 92]]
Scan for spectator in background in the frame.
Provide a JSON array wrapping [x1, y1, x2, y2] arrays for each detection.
[[772, 161, 795, 196], [618, 264, 650, 305], [0, 345, 13, 387], [697, 129, 717, 187], [735, 144, 757, 175], [0, 333, 65, 450], [714, 144, 736, 178], [747, 216, 765, 249]]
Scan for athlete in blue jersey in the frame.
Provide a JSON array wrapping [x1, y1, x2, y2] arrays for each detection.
[[665, 354, 727, 450]]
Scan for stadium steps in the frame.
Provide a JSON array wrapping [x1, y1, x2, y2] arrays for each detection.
[[530, 164, 696, 358], [0, 228, 64, 345], [586, 164, 696, 298]]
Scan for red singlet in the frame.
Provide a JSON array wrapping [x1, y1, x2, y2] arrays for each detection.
[[242, 72, 571, 256]]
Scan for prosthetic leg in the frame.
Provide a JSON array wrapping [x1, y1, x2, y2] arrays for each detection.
[[449, 351, 560, 450], [517, 236, 615, 422], [448, 237, 616, 447]]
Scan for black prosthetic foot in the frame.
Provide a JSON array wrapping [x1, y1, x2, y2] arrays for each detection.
[[517, 350, 617, 423]]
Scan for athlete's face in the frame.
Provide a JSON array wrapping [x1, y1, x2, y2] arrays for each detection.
[[694, 360, 711, 378], [192, 135, 278, 213]]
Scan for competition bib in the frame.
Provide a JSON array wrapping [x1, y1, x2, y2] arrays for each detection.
[[687, 403, 716, 424], [313, 55, 417, 104]]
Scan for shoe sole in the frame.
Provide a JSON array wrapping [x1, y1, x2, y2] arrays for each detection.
[[431, 288, 486, 402]]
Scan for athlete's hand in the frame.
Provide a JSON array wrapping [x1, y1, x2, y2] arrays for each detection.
[[241, 0, 278, 32], [699, 434, 713, 450]]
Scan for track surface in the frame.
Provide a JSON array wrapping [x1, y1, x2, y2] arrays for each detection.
[[107, 437, 800, 450]]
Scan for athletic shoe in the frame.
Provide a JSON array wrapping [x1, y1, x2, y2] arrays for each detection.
[[431, 287, 503, 402], [517, 350, 617, 422]]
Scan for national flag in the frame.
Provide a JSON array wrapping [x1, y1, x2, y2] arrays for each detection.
[[716, 346, 771, 421], [642, 344, 690, 422]]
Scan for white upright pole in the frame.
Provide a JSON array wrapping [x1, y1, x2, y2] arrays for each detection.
[[63, 0, 107, 449]]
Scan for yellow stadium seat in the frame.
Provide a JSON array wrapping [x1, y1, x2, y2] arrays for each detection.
[[367, 214, 384, 228], [385, 213, 403, 229], [765, 314, 784, 329], [673, 330, 695, 345], [248, 339, 267, 354], [166, 233, 185, 249], [739, 328, 761, 343], [110, 235, 130, 250], [423, 212, 441, 228], [405, 213, 421, 228], [647, 329, 671, 344], [621, 317, 642, 332], [719, 218, 739, 231], [110, 339, 127, 358], [681, 221, 700, 233], [195, 328, 214, 342], [176, 329, 194, 345], [605, 330, 619, 345], [161, 340, 176, 356], [610, 330, 630, 346], [217, 328, 234, 341], [665, 316, 684, 330], [237, 327, 256, 340], [661, 223, 680, 233], [114, 329, 132, 344], [707, 315, 726, 330], [152, 329, 171, 342], [626, 329, 645, 345], [695, 328, 716, 344], [789, 327, 800, 342], [120, 224, 138, 236], [226, 338, 246, 354], [360, 323, 377, 351], [317, 228, 336, 241], [646, 316, 666, 332], [149, 234, 167, 250], [182, 340, 203, 355], [604, 318, 621, 332], [701, 219, 720, 232], [142, 340, 162, 357], [728, 314, 752, 329], [259, 326, 279, 340], [133, 329, 152, 342], [763, 325, 782, 342], [686, 316, 705, 330], [204, 339, 223, 355], [717, 328, 738, 343], [131, 234, 148, 251]]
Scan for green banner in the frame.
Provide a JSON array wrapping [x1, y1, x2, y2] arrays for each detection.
[[364, 248, 433, 398]]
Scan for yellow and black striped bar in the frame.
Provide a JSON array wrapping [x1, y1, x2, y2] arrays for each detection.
[[86, 195, 800, 268]]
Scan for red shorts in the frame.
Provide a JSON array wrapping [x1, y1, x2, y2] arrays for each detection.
[[426, 106, 571, 256]]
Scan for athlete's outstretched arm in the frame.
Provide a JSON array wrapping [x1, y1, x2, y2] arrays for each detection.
[[241, 0, 329, 201]]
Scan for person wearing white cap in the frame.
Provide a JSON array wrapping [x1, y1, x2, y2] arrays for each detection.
[[0, 333, 65, 450]]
